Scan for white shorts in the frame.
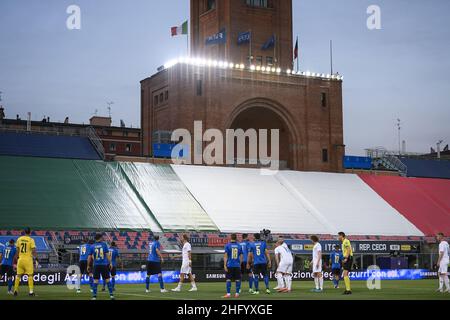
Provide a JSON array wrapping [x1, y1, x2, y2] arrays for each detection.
[[439, 261, 449, 274], [312, 261, 322, 273], [180, 261, 192, 275], [277, 262, 293, 274]]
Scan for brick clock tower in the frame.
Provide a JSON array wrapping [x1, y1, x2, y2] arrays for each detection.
[[141, 0, 345, 172], [190, 0, 293, 69]]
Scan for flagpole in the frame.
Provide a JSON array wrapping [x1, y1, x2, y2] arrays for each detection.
[[296, 36, 299, 72], [330, 39, 334, 75], [249, 29, 252, 65], [273, 34, 277, 66]]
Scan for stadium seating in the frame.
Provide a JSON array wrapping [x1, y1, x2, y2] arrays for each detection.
[[360, 175, 450, 236], [1, 155, 448, 237], [0, 131, 101, 160]]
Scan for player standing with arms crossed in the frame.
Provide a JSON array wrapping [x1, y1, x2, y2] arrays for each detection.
[[436, 233, 449, 293], [172, 234, 197, 292], [0, 239, 17, 294], [13, 228, 38, 297], [339, 232, 353, 295], [223, 233, 243, 298], [274, 237, 293, 293], [310, 235, 323, 292]]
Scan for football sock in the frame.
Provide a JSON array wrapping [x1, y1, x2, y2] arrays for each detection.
[[107, 281, 113, 295], [145, 276, 150, 290], [158, 275, 164, 289], [111, 277, 116, 289], [28, 276, 34, 293], [314, 277, 319, 289], [236, 280, 241, 294], [439, 276, 444, 290], [191, 281, 197, 288], [277, 273, 284, 288], [89, 276, 94, 289], [226, 281, 231, 294], [444, 276, 449, 290], [284, 275, 292, 290], [8, 278, 13, 291], [264, 275, 269, 289], [93, 283, 98, 296], [319, 277, 324, 290], [249, 275, 253, 289], [254, 276, 259, 291], [344, 276, 351, 291], [14, 276, 20, 292]]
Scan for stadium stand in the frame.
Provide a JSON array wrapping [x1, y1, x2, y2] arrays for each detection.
[[399, 157, 450, 179], [0, 131, 101, 160], [172, 165, 424, 236], [2, 154, 446, 238], [119, 162, 217, 231], [276, 171, 422, 236], [0, 156, 161, 231], [360, 175, 450, 236], [172, 165, 332, 235]]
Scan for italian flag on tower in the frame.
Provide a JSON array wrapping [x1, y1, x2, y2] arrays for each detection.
[[171, 21, 188, 36]]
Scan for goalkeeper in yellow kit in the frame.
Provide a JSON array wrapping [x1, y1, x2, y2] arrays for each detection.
[[13, 227, 39, 297]]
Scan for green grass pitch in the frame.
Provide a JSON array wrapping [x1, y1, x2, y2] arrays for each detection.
[[1, 280, 449, 300]]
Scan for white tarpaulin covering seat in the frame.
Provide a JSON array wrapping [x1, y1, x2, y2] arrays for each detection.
[[119, 163, 218, 231], [171, 165, 332, 234], [276, 171, 424, 236]]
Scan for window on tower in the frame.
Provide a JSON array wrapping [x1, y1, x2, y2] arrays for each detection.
[[207, 0, 216, 11], [246, 0, 269, 8]]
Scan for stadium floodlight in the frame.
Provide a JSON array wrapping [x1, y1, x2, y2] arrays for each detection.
[[229, 62, 235, 68], [239, 64, 245, 69], [271, 67, 277, 73], [261, 66, 266, 72], [250, 65, 256, 71], [276, 68, 282, 73], [256, 66, 261, 71], [164, 59, 178, 69], [286, 69, 291, 74]]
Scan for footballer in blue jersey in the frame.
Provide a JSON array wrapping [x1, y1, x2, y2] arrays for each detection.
[[248, 233, 272, 295], [239, 234, 255, 292], [223, 234, 243, 298], [87, 234, 114, 300], [329, 244, 344, 288], [103, 242, 119, 292], [145, 236, 168, 293], [0, 239, 17, 294], [77, 238, 94, 293]]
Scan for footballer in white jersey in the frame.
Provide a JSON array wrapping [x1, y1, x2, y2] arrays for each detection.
[[310, 235, 324, 292], [274, 237, 294, 293], [172, 234, 197, 292], [436, 233, 449, 293]]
